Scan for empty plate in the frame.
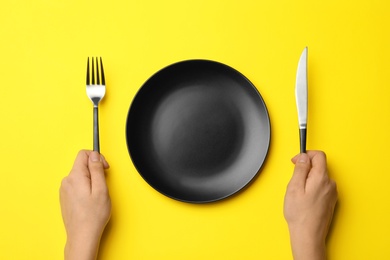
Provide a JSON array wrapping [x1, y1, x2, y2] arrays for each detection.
[[126, 60, 270, 203]]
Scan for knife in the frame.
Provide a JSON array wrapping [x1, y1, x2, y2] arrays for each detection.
[[295, 47, 308, 153]]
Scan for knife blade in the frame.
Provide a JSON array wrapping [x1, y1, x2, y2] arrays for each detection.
[[295, 47, 308, 153]]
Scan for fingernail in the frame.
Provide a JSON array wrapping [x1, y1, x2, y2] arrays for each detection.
[[298, 153, 309, 163], [90, 151, 100, 162]]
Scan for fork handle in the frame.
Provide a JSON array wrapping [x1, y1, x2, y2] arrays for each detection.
[[93, 106, 100, 153]]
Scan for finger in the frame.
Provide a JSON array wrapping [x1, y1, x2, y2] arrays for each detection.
[[288, 153, 311, 190], [69, 150, 91, 178], [291, 154, 299, 163], [291, 150, 321, 163], [308, 150, 328, 176], [100, 154, 110, 169], [88, 151, 109, 194]]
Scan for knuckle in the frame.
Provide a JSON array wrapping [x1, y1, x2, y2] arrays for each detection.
[[286, 183, 301, 195], [77, 149, 91, 158], [316, 150, 327, 160], [94, 188, 110, 200], [330, 179, 338, 194], [323, 179, 338, 197], [60, 177, 70, 187], [90, 165, 104, 174], [295, 164, 311, 174], [60, 177, 73, 193], [77, 150, 86, 156]]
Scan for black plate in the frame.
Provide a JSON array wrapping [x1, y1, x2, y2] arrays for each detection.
[[126, 60, 270, 203]]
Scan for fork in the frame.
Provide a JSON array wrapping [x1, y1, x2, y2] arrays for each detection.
[[86, 57, 106, 153]]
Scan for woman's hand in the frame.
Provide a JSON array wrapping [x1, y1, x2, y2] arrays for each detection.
[[284, 151, 338, 260], [60, 150, 111, 260]]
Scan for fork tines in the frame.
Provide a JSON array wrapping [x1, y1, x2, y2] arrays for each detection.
[[86, 57, 105, 86]]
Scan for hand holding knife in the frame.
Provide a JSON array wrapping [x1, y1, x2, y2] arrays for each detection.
[[295, 47, 308, 153]]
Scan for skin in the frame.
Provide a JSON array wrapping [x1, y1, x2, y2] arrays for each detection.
[[284, 151, 338, 260], [60, 149, 337, 259], [60, 150, 111, 260]]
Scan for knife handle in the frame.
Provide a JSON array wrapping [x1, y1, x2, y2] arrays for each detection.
[[299, 128, 307, 154]]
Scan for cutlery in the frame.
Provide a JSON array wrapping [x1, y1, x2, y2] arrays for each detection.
[[295, 47, 308, 153], [86, 57, 106, 152]]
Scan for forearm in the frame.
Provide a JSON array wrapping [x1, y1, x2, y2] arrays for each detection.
[[288, 227, 327, 260]]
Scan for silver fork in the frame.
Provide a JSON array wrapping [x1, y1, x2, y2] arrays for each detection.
[[86, 57, 106, 152]]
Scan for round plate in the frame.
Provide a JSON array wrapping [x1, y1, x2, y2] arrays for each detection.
[[126, 60, 270, 203]]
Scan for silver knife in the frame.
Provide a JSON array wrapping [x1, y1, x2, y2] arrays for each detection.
[[295, 47, 308, 153]]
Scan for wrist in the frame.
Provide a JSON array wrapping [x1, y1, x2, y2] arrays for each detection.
[[288, 225, 327, 260], [65, 229, 102, 260]]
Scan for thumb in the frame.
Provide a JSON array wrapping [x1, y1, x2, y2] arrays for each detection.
[[288, 153, 311, 191], [88, 151, 108, 194]]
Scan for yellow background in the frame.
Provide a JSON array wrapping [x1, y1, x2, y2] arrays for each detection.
[[1, 0, 389, 259]]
